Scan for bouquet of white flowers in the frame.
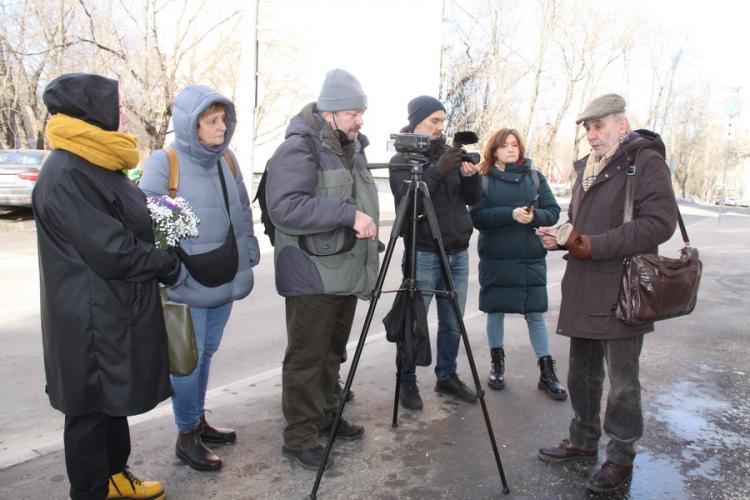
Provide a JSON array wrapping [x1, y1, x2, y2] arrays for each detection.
[[146, 195, 200, 249]]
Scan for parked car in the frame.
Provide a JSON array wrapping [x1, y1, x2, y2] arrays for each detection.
[[724, 197, 739, 207], [0, 149, 49, 209]]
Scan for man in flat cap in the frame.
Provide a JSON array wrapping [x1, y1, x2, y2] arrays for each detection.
[[388, 95, 482, 410], [534, 94, 677, 493], [266, 68, 379, 470]]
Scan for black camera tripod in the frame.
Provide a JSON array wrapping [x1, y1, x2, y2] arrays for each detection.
[[309, 154, 510, 499]]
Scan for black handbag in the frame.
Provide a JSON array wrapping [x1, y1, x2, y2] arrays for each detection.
[[178, 161, 239, 287], [615, 157, 702, 326]]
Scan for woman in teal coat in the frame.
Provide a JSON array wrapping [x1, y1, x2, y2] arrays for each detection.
[[470, 128, 566, 400]]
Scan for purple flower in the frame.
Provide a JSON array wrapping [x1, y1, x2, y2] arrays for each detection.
[[150, 195, 183, 214]]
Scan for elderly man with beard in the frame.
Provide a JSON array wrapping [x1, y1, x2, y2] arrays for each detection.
[[265, 69, 379, 470], [388, 95, 483, 411], [536, 94, 677, 493]]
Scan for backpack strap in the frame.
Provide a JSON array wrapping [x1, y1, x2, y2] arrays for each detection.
[[165, 146, 179, 198], [530, 169, 540, 190], [223, 149, 237, 178], [163, 146, 237, 199]]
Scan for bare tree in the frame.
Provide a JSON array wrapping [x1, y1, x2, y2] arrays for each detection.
[[74, 0, 242, 151]]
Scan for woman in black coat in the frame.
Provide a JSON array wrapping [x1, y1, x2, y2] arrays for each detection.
[[469, 128, 566, 400], [32, 73, 180, 500]]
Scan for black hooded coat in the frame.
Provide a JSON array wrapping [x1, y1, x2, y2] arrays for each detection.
[[32, 73, 179, 416]]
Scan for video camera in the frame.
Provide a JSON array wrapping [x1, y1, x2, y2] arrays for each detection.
[[390, 133, 431, 155], [389, 131, 480, 165]]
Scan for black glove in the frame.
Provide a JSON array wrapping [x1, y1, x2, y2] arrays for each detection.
[[160, 247, 182, 286], [434, 146, 462, 177]]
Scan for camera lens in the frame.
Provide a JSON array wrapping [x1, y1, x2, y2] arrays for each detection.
[[460, 151, 480, 165]]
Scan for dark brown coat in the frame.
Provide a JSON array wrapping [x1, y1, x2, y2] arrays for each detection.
[[557, 131, 677, 339]]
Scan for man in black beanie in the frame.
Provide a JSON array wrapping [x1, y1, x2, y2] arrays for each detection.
[[388, 95, 482, 410]]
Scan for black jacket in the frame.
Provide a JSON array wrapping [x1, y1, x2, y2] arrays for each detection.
[[33, 74, 179, 416], [389, 136, 482, 254]]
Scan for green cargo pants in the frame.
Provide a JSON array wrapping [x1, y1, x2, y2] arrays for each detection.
[[282, 294, 357, 450]]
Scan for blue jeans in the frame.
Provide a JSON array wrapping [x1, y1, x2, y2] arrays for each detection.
[[171, 302, 232, 432], [486, 311, 550, 358], [401, 249, 469, 382]]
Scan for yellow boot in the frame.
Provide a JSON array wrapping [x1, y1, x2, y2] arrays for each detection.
[[107, 467, 166, 499]]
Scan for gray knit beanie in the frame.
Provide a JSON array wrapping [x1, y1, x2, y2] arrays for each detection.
[[408, 95, 446, 130], [317, 69, 367, 112]]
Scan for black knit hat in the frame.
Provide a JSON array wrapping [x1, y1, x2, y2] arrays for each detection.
[[407, 95, 446, 130]]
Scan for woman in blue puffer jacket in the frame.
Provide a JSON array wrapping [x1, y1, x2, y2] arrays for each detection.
[[469, 128, 566, 401], [140, 85, 260, 471]]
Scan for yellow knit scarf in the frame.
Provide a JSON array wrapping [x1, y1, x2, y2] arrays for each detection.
[[46, 114, 140, 171], [581, 141, 620, 191]]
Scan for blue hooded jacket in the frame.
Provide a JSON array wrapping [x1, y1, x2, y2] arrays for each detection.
[[140, 85, 260, 307]]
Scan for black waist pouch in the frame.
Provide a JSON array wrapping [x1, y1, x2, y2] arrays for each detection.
[[179, 226, 238, 287], [177, 159, 239, 288]]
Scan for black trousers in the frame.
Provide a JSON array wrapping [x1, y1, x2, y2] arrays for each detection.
[[567, 335, 644, 466], [282, 294, 357, 450], [64, 413, 130, 500]]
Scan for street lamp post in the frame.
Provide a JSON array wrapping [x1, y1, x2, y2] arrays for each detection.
[[720, 94, 742, 222]]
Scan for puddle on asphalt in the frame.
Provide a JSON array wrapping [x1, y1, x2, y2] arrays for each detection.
[[629, 452, 688, 498], [646, 376, 747, 489]]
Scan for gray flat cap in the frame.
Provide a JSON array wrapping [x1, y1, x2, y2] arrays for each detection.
[[576, 93, 626, 124]]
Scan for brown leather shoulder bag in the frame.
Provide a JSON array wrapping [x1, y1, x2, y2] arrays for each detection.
[[615, 152, 702, 326]]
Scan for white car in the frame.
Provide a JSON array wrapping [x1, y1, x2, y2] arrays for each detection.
[[0, 149, 49, 209]]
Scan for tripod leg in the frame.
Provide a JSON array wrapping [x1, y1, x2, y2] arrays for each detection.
[[309, 181, 415, 499], [392, 367, 401, 428], [417, 184, 511, 494]]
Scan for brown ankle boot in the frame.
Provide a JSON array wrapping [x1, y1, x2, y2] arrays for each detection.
[[175, 422, 222, 471]]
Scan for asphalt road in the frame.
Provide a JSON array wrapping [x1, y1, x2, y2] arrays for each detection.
[[1, 201, 748, 499]]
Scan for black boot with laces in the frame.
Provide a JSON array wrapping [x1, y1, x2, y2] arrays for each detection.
[[488, 347, 505, 390], [537, 355, 567, 400]]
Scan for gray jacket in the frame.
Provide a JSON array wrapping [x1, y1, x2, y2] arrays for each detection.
[[266, 103, 379, 299], [140, 85, 260, 308]]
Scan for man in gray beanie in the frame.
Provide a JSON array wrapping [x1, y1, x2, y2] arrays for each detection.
[[536, 93, 677, 493], [388, 95, 482, 411], [265, 68, 379, 470]]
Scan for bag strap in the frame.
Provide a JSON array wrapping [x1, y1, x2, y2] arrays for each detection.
[[216, 160, 232, 219], [624, 149, 690, 245]]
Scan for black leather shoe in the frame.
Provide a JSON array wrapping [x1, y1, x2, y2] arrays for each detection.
[[282, 445, 333, 470], [176, 424, 222, 471], [200, 414, 236, 444], [538, 438, 597, 464], [435, 374, 478, 403], [334, 375, 354, 402], [538, 356, 567, 400], [488, 347, 505, 390], [321, 418, 364, 441], [587, 460, 633, 493], [399, 379, 423, 410]]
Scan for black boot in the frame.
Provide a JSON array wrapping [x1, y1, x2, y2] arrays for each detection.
[[176, 422, 222, 471], [200, 413, 236, 444], [537, 355, 567, 400], [488, 348, 505, 390], [334, 375, 354, 402]]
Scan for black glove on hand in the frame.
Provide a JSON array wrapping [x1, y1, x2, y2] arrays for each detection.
[[435, 147, 463, 177], [161, 247, 182, 286]]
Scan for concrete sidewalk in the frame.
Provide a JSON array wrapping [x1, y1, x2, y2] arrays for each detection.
[[1, 209, 748, 499]]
